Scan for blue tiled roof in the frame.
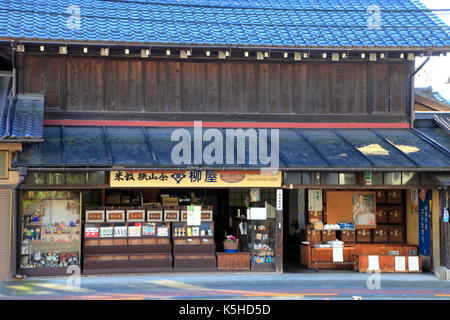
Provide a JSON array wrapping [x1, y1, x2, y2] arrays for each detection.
[[13, 126, 450, 169], [416, 87, 450, 109], [10, 94, 45, 139], [1, 0, 449, 48], [0, 87, 44, 140], [0, 75, 12, 137]]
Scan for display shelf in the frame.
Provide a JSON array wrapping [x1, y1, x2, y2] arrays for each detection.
[[82, 220, 172, 274], [19, 192, 82, 274], [248, 219, 276, 271], [172, 220, 217, 272]]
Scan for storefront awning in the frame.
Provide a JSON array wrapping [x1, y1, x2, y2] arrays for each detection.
[[12, 126, 450, 170], [432, 174, 450, 187]]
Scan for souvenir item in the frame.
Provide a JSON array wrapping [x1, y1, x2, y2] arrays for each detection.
[[32, 210, 40, 222], [114, 226, 128, 237], [100, 226, 113, 238], [157, 226, 169, 237], [128, 225, 141, 237], [192, 227, 199, 236], [85, 227, 99, 238], [142, 223, 156, 236]]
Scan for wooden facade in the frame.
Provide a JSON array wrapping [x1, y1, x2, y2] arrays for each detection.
[[17, 54, 413, 122]]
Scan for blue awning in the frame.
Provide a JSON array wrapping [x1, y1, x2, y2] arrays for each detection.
[[12, 126, 450, 170]]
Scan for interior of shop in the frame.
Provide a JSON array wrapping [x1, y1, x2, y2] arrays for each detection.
[[283, 187, 424, 273], [18, 186, 279, 275]]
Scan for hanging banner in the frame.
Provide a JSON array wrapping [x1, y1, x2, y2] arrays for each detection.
[[411, 190, 419, 215], [110, 170, 281, 188], [418, 189, 431, 256]]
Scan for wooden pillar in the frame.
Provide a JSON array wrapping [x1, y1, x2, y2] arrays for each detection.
[[275, 189, 283, 273], [432, 189, 440, 270], [276, 209, 283, 273]]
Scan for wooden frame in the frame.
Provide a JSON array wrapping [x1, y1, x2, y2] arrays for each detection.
[[85, 209, 105, 223], [0, 151, 8, 179], [126, 208, 146, 222]]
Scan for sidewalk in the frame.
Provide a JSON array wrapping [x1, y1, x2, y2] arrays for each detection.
[[1, 270, 449, 300]]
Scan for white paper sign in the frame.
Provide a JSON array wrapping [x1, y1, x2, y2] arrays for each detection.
[[395, 256, 406, 272], [276, 189, 283, 211], [187, 206, 201, 226], [408, 256, 420, 271], [308, 190, 323, 212], [332, 247, 344, 262], [368, 255, 380, 271]]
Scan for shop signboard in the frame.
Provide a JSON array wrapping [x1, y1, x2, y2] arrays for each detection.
[[126, 209, 146, 222], [85, 210, 105, 222], [418, 189, 431, 256], [110, 170, 281, 188]]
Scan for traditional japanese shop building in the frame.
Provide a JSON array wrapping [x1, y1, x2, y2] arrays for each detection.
[[0, 0, 449, 279]]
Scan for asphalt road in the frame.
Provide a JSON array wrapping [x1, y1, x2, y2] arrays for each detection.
[[1, 269, 449, 300]]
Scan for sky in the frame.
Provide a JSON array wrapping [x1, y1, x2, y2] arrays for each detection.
[[414, 0, 450, 102]]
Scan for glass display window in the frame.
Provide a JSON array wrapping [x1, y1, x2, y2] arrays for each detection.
[[248, 219, 276, 270], [20, 191, 81, 271]]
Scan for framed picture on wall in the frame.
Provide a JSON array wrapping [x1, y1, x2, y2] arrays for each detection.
[[352, 193, 376, 228]]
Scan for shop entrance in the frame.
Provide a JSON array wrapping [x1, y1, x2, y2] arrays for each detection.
[[282, 188, 426, 274], [18, 186, 281, 276]]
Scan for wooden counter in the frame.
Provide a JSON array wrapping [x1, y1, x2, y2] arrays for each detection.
[[300, 244, 355, 269], [216, 252, 250, 271], [300, 243, 421, 272]]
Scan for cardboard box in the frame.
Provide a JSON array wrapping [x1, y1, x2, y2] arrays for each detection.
[[162, 197, 179, 205], [106, 193, 121, 204]]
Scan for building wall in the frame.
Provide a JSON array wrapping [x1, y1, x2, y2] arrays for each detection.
[[0, 143, 21, 280], [17, 54, 413, 122]]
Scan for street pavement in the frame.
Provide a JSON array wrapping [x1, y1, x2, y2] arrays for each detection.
[[0, 268, 449, 300]]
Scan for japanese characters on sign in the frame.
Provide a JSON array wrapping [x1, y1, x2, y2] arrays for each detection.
[[85, 210, 105, 222], [106, 210, 125, 222], [418, 189, 431, 256], [110, 170, 281, 188]]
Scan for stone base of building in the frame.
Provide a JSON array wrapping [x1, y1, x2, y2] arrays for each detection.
[[435, 267, 450, 280]]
